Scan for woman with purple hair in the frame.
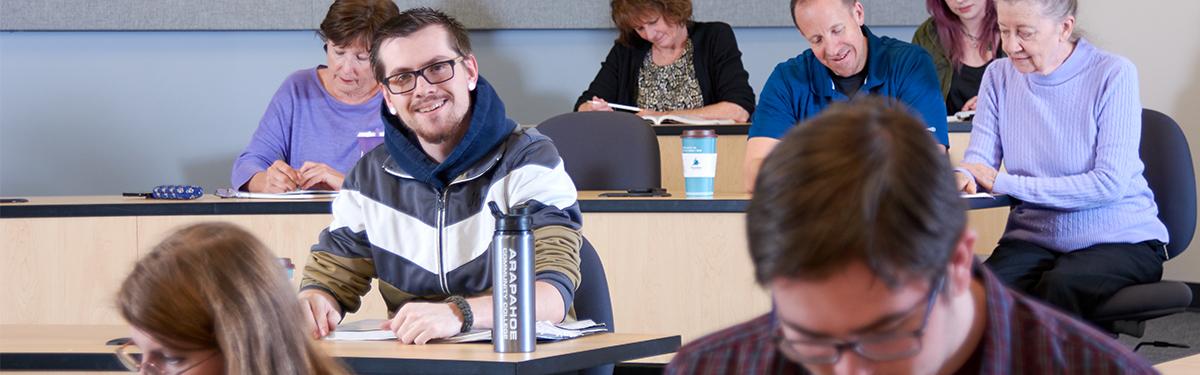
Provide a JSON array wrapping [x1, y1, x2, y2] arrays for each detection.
[[912, 0, 1004, 114]]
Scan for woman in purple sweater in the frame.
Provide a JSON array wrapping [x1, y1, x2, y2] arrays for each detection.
[[231, 0, 399, 193], [955, 0, 1168, 319]]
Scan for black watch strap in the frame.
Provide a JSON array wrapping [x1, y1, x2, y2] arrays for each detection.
[[446, 295, 473, 333]]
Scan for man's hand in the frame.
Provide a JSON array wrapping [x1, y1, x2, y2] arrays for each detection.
[[249, 160, 301, 193], [960, 163, 998, 192], [299, 289, 342, 339], [298, 162, 345, 191], [381, 302, 464, 345]]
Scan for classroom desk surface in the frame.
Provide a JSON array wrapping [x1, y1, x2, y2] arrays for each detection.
[[1156, 353, 1200, 375], [650, 121, 972, 136], [0, 325, 680, 375], [0, 191, 1010, 218]]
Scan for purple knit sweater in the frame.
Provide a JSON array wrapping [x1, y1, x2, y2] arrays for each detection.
[[960, 39, 1168, 252], [230, 67, 384, 189]]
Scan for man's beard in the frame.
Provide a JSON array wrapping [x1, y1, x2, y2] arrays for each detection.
[[410, 114, 466, 145]]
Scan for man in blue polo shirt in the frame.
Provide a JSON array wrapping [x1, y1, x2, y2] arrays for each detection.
[[743, 0, 948, 191]]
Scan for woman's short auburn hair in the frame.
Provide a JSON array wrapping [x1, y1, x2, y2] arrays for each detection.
[[318, 0, 401, 49], [611, 0, 693, 46]]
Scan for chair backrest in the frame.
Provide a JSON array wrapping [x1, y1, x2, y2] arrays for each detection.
[[1140, 109, 1197, 258], [573, 237, 614, 332], [537, 111, 661, 191]]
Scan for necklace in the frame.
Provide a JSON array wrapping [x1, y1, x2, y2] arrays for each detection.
[[962, 28, 981, 48], [963, 28, 980, 42]]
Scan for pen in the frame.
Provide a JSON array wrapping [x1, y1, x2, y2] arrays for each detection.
[[591, 100, 641, 113]]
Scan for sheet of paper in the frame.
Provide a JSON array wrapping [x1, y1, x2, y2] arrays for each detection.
[[325, 319, 607, 343], [215, 188, 338, 200], [961, 192, 995, 199]]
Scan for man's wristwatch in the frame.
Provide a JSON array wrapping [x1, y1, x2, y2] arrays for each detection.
[[446, 295, 473, 333]]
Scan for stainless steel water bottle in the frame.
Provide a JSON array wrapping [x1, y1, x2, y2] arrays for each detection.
[[489, 201, 536, 353]]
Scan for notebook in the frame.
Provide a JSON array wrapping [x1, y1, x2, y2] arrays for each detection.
[[642, 114, 736, 126], [214, 188, 338, 200], [325, 319, 608, 343]]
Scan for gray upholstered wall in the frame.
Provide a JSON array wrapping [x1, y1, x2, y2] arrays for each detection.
[[0, 0, 926, 30]]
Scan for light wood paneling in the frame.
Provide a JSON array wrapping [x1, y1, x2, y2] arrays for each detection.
[[0, 217, 138, 324], [949, 132, 970, 166], [0, 197, 1004, 343], [659, 135, 749, 195], [583, 212, 769, 343], [950, 131, 1009, 257], [133, 215, 391, 322], [1157, 354, 1200, 375]]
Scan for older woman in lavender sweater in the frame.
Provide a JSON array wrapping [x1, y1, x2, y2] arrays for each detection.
[[955, 0, 1168, 319], [231, 0, 398, 193]]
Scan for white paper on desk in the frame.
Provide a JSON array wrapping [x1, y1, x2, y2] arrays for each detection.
[[433, 320, 608, 343], [325, 319, 396, 341], [215, 188, 338, 200], [325, 319, 607, 342], [961, 192, 995, 199]]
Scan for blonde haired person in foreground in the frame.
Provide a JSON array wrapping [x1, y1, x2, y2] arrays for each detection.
[[116, 222, 345, 374]]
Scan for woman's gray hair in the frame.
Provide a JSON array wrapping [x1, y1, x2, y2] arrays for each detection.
[[998, 0, 1081, 42]]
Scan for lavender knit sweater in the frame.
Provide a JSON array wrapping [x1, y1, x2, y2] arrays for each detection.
[[230, 67, 384, 190], [960, 39, 1168, 252]]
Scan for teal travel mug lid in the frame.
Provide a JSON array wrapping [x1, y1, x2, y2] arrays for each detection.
[[681, 129, 716, 138]]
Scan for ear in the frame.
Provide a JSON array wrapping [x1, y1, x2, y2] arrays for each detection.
[[1059, 15, 1076, 42], [947, 228, 978, 296], [852, 1, 866, 27], [462, 54, 480, 91], [383, 92, 397, 115]]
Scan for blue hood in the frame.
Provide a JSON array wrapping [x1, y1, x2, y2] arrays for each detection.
[[381, 76, 517, 190]]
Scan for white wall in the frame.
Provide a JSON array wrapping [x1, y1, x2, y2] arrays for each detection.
[[1078, 1, 1200, 282]]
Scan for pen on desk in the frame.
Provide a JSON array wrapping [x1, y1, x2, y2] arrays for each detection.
[[590, 100, 642, 113]]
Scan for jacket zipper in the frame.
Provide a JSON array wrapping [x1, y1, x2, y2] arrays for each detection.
[[435, 189, 452, 295]]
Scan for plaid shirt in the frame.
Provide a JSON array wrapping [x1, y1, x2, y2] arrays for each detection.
[[666, 265, 1155, 375]]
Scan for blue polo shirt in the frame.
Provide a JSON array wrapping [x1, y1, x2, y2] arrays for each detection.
[[750, 26, 949, 147]]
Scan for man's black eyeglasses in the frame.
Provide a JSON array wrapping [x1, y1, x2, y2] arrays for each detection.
[[773, 275, 945, 365], [383, 56, 464, 95]]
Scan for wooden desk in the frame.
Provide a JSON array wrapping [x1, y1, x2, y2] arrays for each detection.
[[0, 194, 764, 346], [653, 122, 975, 194], [0, 325, 679, 374], [1156, 353, 1200, 375], [0, 193, 1008, 346], [655, 124, 750, 195]]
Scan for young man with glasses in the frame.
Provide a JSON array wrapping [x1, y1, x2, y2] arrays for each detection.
[[297, 8, 584, 345], [666, 99, 1154, 374]]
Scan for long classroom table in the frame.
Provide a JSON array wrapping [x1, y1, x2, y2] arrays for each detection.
[[0, 324, 679, 374], [0, 192, 1008, 348]]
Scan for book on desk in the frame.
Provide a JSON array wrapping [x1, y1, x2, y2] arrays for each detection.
[[326, 319, 608, 343]]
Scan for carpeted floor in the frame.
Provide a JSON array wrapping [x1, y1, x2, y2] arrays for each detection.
[[1118, 311, 1200, 364]]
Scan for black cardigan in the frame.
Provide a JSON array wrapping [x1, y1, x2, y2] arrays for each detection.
[[574, 21, 756, 115]]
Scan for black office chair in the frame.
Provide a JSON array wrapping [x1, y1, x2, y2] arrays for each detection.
[[574, 237, 615, 375], [1091, 109, 1197, 338], [537, 112, 661, 191]]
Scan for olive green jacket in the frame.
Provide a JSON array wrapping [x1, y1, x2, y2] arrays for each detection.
[[912, 18, 953, 100]]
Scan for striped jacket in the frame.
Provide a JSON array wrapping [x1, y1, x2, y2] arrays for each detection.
[[301, 105, 582, 316]]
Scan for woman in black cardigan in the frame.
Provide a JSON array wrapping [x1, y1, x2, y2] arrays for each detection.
[[575, 0, 755, 122]]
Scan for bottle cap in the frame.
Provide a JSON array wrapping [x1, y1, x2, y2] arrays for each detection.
[[681, 129, 716, 138], [489, 201, 532, 231]]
